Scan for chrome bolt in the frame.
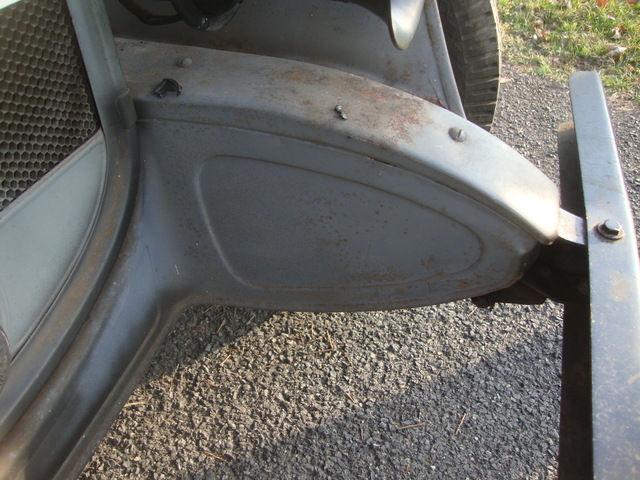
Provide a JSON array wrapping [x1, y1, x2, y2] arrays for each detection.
[[177, 56, 193, 68], [597, 219, 624, 240], [448, 127, 467, 142]]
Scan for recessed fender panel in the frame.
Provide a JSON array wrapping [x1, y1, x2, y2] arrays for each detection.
[[200, 153, 482, 289], [118, 40, 560, 310]]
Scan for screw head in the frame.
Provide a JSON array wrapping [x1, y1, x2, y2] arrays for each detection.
[[177, 56, 193, 68], [448, 127, 467, 142], [597, 219, 624, 240]]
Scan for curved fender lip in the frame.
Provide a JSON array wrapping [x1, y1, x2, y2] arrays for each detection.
[[117, 39, 560, 245]]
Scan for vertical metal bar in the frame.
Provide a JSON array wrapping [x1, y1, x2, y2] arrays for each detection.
[[569, 72, 640, 479]]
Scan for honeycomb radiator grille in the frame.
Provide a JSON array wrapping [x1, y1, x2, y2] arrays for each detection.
[[0, 0, 99, 211]]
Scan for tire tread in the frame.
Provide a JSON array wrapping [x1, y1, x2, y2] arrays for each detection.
[[436, 0, 501, 130]]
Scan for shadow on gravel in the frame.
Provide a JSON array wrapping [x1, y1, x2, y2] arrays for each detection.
[[87, 301, 562, 480], [183, 324, 560, 480], [142, 306, 277, 384]]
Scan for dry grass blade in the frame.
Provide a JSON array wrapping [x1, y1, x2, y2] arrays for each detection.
[[307, 348, 333, 355], [216, 317, 227, 334], [326, 331, 334, 350], [203, 450, 225, 462], [396, 422, 426, 431], [455, 413, 468, 435], [343, 352, 353, 365]]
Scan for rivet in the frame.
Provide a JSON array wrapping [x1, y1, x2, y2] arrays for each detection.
[[177, 56, 193, 68]]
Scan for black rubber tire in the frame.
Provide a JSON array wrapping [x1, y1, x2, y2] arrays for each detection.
[[436, 0, 501, 130]]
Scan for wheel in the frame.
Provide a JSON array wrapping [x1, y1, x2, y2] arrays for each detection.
[[437, 0, 502, 130]]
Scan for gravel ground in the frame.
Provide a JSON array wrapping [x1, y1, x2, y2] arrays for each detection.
[[80, 63, 640, 480]]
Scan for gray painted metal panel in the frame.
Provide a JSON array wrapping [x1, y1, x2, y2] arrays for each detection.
[[136, 122, 536, 309], [118, 40, 559, 245], [109, 40, 561, 310], [105, 0, 464, 115], [569, 72, 640, 479], [0, 133, 106, 352]]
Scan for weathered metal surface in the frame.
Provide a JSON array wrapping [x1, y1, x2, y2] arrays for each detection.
[[106, 39, 561, 311], [106, 0, 464, 114], [119, 39, 558, 243], [569, 71, 640, 479], [558, 208, 586, 246]]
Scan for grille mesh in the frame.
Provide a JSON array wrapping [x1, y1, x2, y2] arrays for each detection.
[[0, 0, 99, 211]]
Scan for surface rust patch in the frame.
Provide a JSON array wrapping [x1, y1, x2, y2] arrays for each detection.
[[269, 66, 432, 147]]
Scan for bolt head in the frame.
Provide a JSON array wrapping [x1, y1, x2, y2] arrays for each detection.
[[177, 56, 193, 68], [448, 127, 467, 142], [597, 219, 624, 240]]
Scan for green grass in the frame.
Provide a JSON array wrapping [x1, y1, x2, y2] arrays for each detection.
[[498, 0, 640, 101]]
